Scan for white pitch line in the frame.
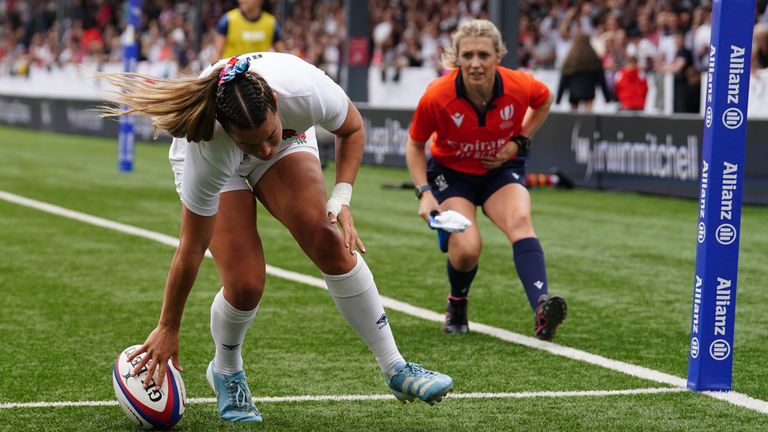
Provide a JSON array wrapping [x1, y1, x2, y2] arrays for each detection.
[[2, 190, 767, 415], [0, 388, 687, 409]]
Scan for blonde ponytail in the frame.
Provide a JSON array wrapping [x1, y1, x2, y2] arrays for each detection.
[[99, 61, 276, 142], [98, 68, 223, 142]]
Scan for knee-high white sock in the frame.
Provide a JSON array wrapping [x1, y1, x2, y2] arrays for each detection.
[[210, 288, 258, 375], [322, 253, 405, 379]]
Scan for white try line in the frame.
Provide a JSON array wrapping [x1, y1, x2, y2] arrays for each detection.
[[0, 387, 686, 409], [2, 190, 767, 415]]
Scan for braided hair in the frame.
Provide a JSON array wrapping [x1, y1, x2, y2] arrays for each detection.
[[98, 56, 277, 143], [215, 58, 276, 133]]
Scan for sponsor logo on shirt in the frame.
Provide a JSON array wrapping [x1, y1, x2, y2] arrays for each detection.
[[446, 137, 509, 159], [500, 104, 514, 120], [451, 112, 465, 128]]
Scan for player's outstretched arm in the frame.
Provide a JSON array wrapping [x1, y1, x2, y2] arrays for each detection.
[[128, 206, 216, 389]]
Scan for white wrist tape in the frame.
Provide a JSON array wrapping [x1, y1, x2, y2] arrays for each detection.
[[326, 182, 353, 216]]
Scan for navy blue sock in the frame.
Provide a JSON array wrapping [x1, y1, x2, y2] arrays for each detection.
[[513, 237, 549, 310], [447, 260, 478, 299]]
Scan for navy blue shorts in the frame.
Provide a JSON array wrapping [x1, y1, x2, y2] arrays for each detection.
[[427, 158, 527, 206]]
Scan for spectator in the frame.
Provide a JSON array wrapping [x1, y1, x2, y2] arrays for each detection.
[[626, 26, 657, 74], [10, 0, 768, 116], [753, 23, 768, 70], [523, 26, 556, 69], [372, 6, 400, 81], [614, 55, 648, 111], [396, 32, 425, 69], [553, 6, 577, 68], [29, 32, 56, 71], [556, 33, 613, 112], [691, 5, 712, 70], [684, 63, 701, 113], [420, 20, 445, 73], [660, 30, 697, 113], [518, 13, 534, 66], [598, 30, 625, 90], [215, 0, 285, 61]]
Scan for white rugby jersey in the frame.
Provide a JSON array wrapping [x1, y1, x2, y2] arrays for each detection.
[[169, 52, 349, 216]]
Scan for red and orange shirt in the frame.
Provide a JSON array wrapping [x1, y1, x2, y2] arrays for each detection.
[[409, 67, 550, 175]]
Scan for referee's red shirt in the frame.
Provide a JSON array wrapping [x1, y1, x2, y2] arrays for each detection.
[[409, 67, 551, 175]]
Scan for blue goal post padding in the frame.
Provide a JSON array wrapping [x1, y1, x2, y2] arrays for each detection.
[[687, 0, 755, 391], [118, 0, 141, 172]]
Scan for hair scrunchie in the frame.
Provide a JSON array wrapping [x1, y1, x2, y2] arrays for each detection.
[[218, 56, 251, 86]]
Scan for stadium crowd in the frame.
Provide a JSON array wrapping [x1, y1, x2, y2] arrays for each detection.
[[3, 0, 768, 112], [517, 0, 722, 112], [0, 0, 347, 79]]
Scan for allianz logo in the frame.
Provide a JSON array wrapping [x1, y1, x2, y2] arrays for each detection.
[[570, 122, 699, 181]]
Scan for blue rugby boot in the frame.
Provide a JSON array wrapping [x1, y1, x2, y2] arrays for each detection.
[[206, 361, 263, 423], [388, 361, 453, 405]]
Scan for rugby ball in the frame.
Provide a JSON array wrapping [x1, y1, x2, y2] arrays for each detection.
[[112, 345, 187, 430]]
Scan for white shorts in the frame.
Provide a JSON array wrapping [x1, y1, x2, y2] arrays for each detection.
[[170, 126, 319, 196]]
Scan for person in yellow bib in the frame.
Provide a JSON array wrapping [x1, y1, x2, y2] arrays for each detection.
[[215, 0, 285, 59]]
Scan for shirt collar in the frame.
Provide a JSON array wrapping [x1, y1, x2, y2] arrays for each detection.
[[455, 68, 504, 103], [240, 9, 263, 22]]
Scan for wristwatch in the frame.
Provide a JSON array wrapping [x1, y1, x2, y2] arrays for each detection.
[[414, 184, 432, 199], [512, 134, 531, 157]]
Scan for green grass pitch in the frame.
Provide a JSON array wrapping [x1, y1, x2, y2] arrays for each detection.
[[1, 125, 767, 431]]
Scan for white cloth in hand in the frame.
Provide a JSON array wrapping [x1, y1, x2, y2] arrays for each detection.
[[428, 210, 472, 233]]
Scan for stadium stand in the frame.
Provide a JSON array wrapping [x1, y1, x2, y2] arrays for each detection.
[[0, 0, 346, 79], [6, 0, 768, 114]]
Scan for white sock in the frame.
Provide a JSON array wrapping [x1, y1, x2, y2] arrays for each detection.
[[322, 252, 405, 379], [210, 288, 258, 375]]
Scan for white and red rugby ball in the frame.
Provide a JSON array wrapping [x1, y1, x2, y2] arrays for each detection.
[[112, 345, 187, 430]]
